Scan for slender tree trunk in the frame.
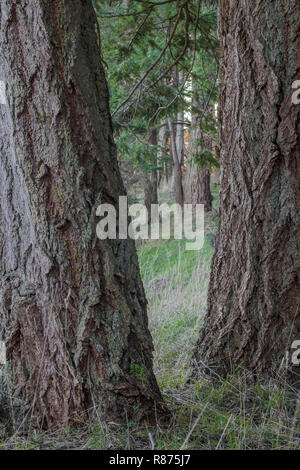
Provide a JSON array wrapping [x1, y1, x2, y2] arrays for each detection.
[[185, 103, 213, 211], [176, 72, 185, 167], [168, 118, 184, 207], [165, 162, 170, 184], [144, 128, 158, 223], [175, 113, 184, 166], [144, 174, 158, 224], [210, 167, 220, 185], [0, 0, 164, 429], [185, 140, 213, 212], [191, 167, 212, 212], [157, 121, 168, 188], [192, 0, 300, 383]]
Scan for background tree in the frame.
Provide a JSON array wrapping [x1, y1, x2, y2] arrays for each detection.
[[0, 0, 164, 429], [95, 0, 218, 205], [192, 0, 300, 383], [184, 53, 219, 211], [144, 128, 159, 220]]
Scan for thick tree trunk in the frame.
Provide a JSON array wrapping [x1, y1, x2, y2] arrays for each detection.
[[192, 0, 300, 383], [0, 0, 163, 429]]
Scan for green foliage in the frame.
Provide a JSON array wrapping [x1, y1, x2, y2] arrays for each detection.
[[116, 129, 170, 174], [194, 148, 220, 170], [93, 0, 219, 178], [130, 361, 146, 381]]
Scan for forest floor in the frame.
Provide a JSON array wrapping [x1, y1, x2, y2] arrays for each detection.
[[1, 185, 300, 450]]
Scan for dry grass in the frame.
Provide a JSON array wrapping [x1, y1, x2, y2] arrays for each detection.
[[2, 372, 300, 450], [144, 244, 211, 388]]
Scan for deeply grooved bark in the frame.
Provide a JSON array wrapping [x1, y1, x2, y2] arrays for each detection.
[[192, 0, 300, 382], [0, 0, 164, 428]]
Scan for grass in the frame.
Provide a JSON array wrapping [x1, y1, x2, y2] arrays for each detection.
[[1, 185, 300, 450], [2, 374, 299, 450], [138, 232, 213, 388]]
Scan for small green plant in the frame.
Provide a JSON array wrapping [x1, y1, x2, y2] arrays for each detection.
[[130, 361, 146, 381]]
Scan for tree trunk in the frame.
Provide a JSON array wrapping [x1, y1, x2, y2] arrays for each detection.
[[184, 81, 213, 212], [185, 127, 213, 212], [176, 72, 185, 167], [192, 0, 300, 383], [144, 175, 158, 225], [168, 118, 184, 207], [210, 166, 220, 186], [0, 0, 164, 429], [191, 168, 212, 212], [144, 128, 158, 223], [157, 121, 168, 188]]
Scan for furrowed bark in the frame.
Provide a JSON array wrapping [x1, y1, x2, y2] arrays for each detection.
[[192, 0, 300, 383], [0, 0, 164, 429]]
